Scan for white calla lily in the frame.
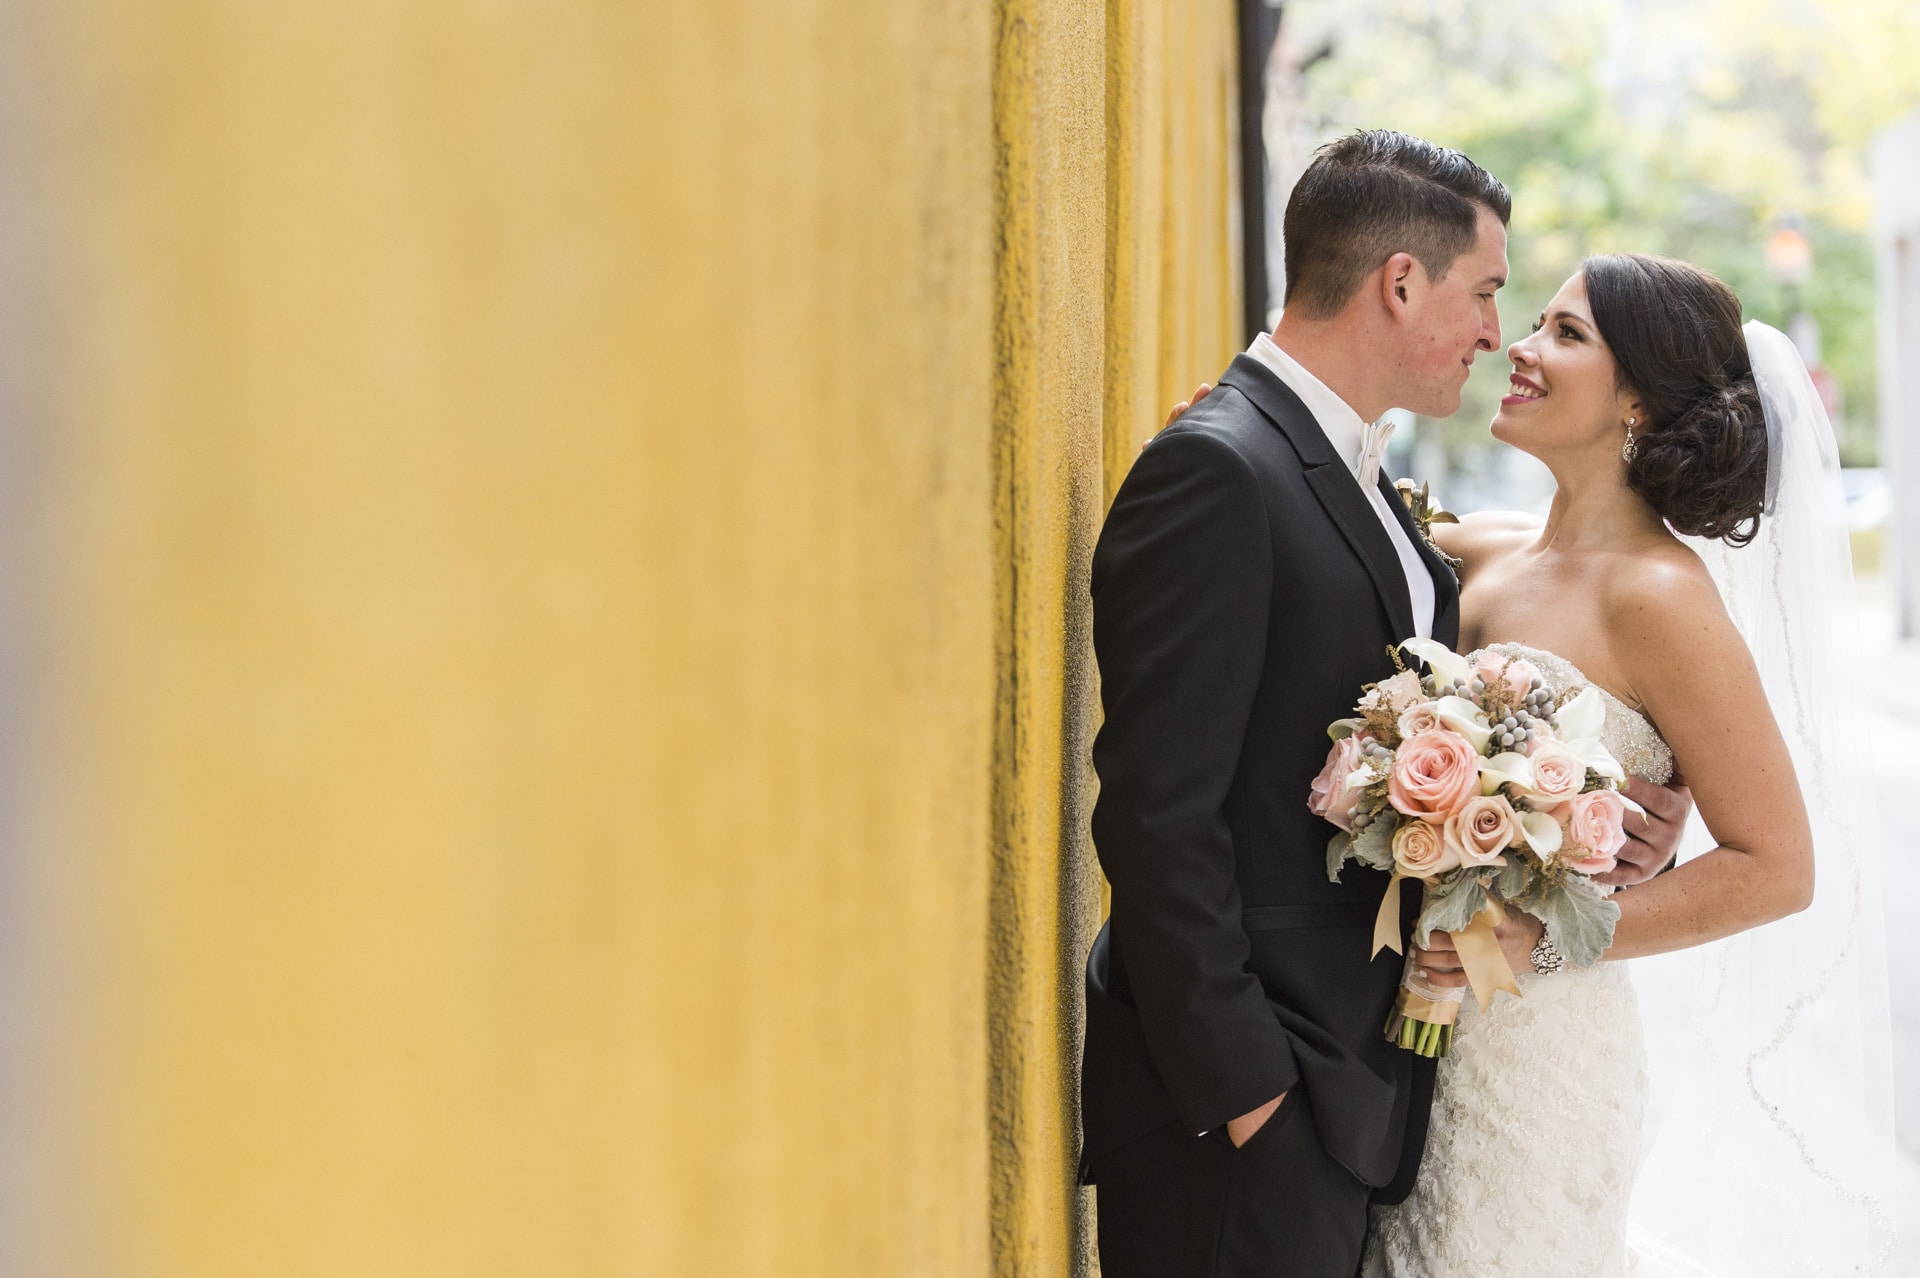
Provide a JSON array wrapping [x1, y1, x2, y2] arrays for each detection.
[[1328, 716, 1366, 741], [1572, 739, 1626, 782], [1516, 809, 1564, 855], [1554, 687, 1605, 742], [1399, 637, 1471, 690], [1433, 697, 1493, 752], [1478, 751, 1535, 795]]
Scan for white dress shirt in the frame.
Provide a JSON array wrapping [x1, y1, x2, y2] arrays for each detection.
[[1245, 333, 1435, 640]]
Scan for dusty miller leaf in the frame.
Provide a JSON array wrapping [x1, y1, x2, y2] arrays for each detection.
[[1531, 875, 1621, 967], [1415, 874, 1489, 948], [1493, 857, 1534, 902], [1326, 831, 1352, 883], [1348, 819, 1394, 874]]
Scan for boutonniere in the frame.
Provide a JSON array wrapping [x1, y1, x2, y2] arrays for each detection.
[[1394, 478, 1462, 573]]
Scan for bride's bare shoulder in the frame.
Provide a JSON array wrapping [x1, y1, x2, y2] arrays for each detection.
[[1432, 509, 1541, 572], [1607, 538, 1722, 609], [1600, 537, 1783, 743], [1606, 539, 1744, 671]]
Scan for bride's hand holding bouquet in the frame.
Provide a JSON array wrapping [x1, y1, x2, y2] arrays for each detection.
[[1313, 638, 1630, 1057]]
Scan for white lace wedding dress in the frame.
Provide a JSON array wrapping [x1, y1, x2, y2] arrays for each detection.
[[1361, 642, 1675, 1278]]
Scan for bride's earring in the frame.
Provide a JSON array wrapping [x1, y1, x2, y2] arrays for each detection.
[[1621, 416, 1639, 464]]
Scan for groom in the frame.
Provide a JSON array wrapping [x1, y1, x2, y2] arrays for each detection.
[[1076, 130, 1691, 1275]]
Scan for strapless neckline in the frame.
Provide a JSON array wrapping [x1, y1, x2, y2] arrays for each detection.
[[1476, 641, 1641, 715], [1472, 641, 1674, 785]]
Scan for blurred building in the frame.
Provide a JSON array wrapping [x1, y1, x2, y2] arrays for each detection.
[[1874, 110, 1920, 636]]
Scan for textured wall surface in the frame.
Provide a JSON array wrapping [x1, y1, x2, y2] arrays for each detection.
[[1, 2, 1239, 1275], [994, 3, 1244, 1275], [990, 2, 1107, 1273]]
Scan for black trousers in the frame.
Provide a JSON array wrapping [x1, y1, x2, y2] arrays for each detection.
[[1090, 1095, 1372, 1278]]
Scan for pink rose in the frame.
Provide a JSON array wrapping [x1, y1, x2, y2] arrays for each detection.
[[1443, 794, 1520, 867], [1474, 651, 1542, 700], [1309, 735, 1369, 831], [1387, 730, 1481, 823], [1392, 819, 1461, 879], [1515, 740, 1585, 806], [1361, 669, 1426, 717], [1397, 700, 1445, 739], [1554, 790, 1629, 876]]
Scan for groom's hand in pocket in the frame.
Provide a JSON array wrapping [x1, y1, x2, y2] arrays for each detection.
[[1226, 1091, 1286, 1148], [1598, 772, 1693, 887]]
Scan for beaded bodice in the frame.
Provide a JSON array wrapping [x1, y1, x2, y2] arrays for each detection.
[[1475, 642, 1675, 785]]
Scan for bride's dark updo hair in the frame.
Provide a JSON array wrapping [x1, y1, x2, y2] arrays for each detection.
[[1582, 253, 1769, 546]]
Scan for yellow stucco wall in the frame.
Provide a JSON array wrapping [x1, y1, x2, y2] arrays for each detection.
[[2, 3, 1240, 1275], [994, 4, 1243, 1274]]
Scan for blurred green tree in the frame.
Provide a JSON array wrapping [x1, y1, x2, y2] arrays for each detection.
[[1281, 0, 1920, 468]]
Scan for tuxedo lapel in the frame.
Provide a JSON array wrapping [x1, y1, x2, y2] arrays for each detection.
[[1376, 469, 1462, 647], [1219, 356, 1418, 642], [1303, 468, 1419, 642]]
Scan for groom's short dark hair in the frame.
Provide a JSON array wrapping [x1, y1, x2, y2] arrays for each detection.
[[1283, 130, 1510, 318]]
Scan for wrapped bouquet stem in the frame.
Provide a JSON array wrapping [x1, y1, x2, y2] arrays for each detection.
[[1387, 965, 1465, 1057], [1313, 639, 1632, 1058], [1374, 879, 1521, 1055]]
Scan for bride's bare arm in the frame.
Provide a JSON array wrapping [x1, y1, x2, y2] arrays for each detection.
[[1430, 509, 1538, 584], [1599, 552, 1814, 960]]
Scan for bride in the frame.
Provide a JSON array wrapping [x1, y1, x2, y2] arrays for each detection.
[[1367, 253, 1894, 1275], [1172, 252, 1894, 1274]]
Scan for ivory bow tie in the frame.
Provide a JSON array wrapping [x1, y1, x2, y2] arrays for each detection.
[[1358, 416, 1396, 489]]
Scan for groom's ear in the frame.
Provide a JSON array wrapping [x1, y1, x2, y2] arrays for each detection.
[[1379, 252, 1420, 319]]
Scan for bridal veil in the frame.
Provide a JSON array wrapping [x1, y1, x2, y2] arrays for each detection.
[[1629, 321, 1898, 1273]]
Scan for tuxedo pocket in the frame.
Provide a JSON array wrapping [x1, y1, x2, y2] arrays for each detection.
[[1221, 1088, 1304, 1159]]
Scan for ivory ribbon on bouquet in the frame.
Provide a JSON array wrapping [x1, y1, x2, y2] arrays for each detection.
[[1372, 874, 1523, 1011], [1452, 897, 1523, 1010], [1372, 872, 1408, 960]]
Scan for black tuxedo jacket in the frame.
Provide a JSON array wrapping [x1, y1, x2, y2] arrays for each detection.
[[1077, 353, 1461, 1202]]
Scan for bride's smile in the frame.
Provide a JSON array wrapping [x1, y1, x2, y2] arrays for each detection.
[[1504, 372, 1545, 402]]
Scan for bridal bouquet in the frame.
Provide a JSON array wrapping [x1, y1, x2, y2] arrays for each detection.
[[1313, 639, 1629, 1057]]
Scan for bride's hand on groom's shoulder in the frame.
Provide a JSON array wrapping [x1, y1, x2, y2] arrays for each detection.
[[1146, 382, 1213, 450], [1595, 773, 1693, 888]]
